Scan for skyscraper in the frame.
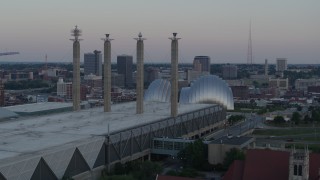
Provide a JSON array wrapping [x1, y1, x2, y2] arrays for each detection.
[[222, 65, 238, 79], [117, 55, 133, 88], [193, 60, 202, 72], [84, 50, 102, 76], [193, 56, 211, 73], [276, 58, 288, 72]]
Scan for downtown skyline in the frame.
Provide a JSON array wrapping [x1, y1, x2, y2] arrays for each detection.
[[0, 0, 320, 64]]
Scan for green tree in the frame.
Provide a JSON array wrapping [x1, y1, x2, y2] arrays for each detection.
[[291, 112, 301, 125], [177, 139, 207, 170], [273, 116, 285, 124], [228, 115, 245, 125], [303, 115, 310, 124], [297, 106, 302, 111], [101, 175, 135, 180], [192, 140, 206, 169], [113, 162, 126, 175], [312, 109, 320, 122], [131, 161, 162, 180], [223, 148, 245, 169], [252, 81, 259, 88]]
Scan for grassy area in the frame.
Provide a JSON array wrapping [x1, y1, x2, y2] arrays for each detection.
[[266, 122, 320, 128], [285, 144, 320, 153], [253, 128, 319, 136], [228, 108, 258, 113]]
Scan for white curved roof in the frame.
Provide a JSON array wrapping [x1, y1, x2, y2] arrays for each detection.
[[144, 79, 171, 102], [145, 75, 234, 110], [179, 75, 234, 110]]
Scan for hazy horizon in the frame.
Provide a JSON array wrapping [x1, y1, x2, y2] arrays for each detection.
[[1, 0, 319, 64]]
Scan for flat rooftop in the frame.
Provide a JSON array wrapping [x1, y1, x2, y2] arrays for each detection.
[[0, 108, 18, 120], [4, 102, 73, 113], [0, 101, 215, 163]]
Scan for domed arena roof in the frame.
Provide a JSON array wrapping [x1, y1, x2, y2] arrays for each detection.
[[144, 79, 171, 102], [144, 75, 234, 110], [179, 75, 234, 110]]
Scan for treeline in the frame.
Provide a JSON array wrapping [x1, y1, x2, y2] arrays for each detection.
[[100, 161, 162, 180], [4, 80, 49, 90], [228, 115, 245, 125]]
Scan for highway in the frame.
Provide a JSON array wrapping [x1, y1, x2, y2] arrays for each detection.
[[204, 113, 263, 140]]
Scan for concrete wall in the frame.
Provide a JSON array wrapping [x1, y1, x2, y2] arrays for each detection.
[[208, 144, 240, 165]]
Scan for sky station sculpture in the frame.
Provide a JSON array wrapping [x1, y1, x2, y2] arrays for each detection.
[[70, 26, 82, 111], [102, 34, 113, 112], [134, 32, 146, 114], [169, 33, 181, 117]]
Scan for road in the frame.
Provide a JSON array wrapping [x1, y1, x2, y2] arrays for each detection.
[[204, 113, 264, 140]]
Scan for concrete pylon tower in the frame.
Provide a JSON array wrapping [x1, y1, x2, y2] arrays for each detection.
[[134, 32, 146, 114], [169, 33, 181, 117], [102, 34, 113, 112], [70, 26, 82, 111]]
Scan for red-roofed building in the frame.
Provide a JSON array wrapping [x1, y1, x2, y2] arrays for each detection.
[[223, 160, 244, 180], [223, 149, 320, 180]]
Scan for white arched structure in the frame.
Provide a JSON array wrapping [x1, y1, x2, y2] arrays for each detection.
[[179, 75, 234, 110], [144, 75, 234, 110], [144, 79, 171, 102]]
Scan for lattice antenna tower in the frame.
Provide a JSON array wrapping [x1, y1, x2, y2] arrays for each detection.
[[247, 21, 253, 65]]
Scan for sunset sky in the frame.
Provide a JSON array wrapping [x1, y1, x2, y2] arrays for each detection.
[[0, 0, 319, 64]]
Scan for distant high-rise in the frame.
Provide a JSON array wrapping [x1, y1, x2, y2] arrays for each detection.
[[193, 59, 202, 72], [276, 58, 287, 72], [57, 78, 87, 101], [117, 55, 133, 88], [84, 50, 102, 76], [0, 80, 4, 106], [222, 65, 238, 79], [145, 67, 159, 84], [193, 56, 211, 73]]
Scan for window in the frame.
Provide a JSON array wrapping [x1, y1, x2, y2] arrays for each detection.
[[298, 165, 302, 176], [294, 165, 297, 175], [174, 142, 183, 150], [153, 140, 163, 149]]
